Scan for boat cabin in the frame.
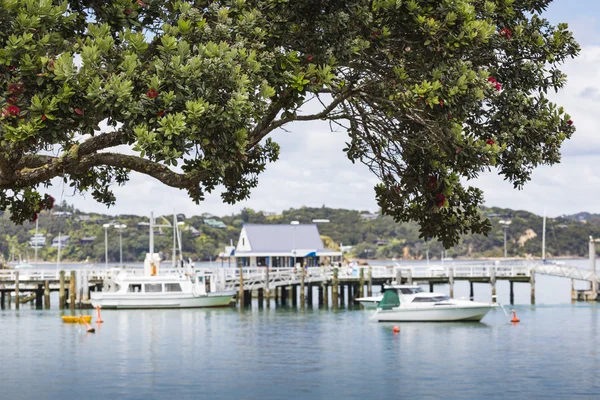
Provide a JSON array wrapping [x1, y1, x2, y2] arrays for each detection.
[[377, 285, 451, 309]]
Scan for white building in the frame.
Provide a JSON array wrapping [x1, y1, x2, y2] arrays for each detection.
[[234, 224, 342, 268]]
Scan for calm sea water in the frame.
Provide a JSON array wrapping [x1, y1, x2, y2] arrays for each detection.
[[1, 260, 599, 399]]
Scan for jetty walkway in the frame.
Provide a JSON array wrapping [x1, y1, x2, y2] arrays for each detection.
[[0, 261, 597, 309]]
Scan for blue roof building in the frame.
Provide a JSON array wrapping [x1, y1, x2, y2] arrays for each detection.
[[234, 224, 342, 267]]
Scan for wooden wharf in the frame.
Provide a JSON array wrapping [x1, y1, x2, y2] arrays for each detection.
[[0, 260, 598, 310]]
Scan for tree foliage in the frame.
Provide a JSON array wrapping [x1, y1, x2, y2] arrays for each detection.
[[0, 0, 579, 247]]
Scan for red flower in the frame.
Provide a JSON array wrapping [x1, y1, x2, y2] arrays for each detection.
[[486, 139, 495, 145], [495, 83, 502, 91], [435, 193, 446, 208], [8, 83, 24, 94], [74, 108, 84, 115], [124, 8, 133, 15], [567, 120, 573, 126], [306, 54, 313, 62], [427, 176, 437, 189], [30, 213, 38, 223], [136, 0, 147, 6], [157, 110, 166, 117], [147, 88, 159, 99], [41, 114, 47, 121], [499, 28, 513, 39], [42, 194, 55, 210], [6, 105, 20, 115], [439, 100, 444, 106], [455, 147, 462, 155], [487, 77, 497, 84], [8, 95, 18, 104], [7, 66, 16, 71]]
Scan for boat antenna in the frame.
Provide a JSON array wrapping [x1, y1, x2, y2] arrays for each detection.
[[542, 208, 546, 261]]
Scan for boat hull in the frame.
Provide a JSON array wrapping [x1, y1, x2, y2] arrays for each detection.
[[371, 305, 493, 322], [90, 292, 235, 309]]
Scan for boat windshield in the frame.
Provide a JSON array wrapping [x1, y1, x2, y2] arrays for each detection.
[[399, 287, 424, 294], [412, 296, 450, 302]]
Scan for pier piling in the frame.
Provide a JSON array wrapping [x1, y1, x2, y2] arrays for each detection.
[[359, 268, 364, 298], [367, 267, 372, 297], [332, 268, 339, 308], [469, 281, 474, 301], [300, 269, 305, 306], [429, 282, 434, 293], [340, 284, 345, 306], [292, 285, 297, 306], [406, 269, 413, 285], [307, 282, 313, 306], [322, 282, 328, 308], [258, 288, 264, 307], [59, 270, 66, 310], [35, 284, 43, 309], [265, 266, 270, 300], [69, 270, 76, 310], [44, 280, 50, 309], [0, 290, 4, 309], [448, 267, 454, 298], [530, 270, 536, 305], [15, 271, 19, 310], [490, 266, 497, 303], [396, 269, 402, 285], [510, 281, 514, 305]]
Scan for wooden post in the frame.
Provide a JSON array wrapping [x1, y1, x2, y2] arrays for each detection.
[[359, 268, 364, 298], [238, 266, 244, 307], [367, 267, 372, 297], [406, 269, 413, 285], [274, 285, 279, 302], [530, 270, 536, 305], [322, 282, 328, 308], [396, 269, 402, 285], [265, 266, 270, 300], [332, 268, 339, 308], [244, 290, 252, 307], [571, 279, 575, 301], [448, 267, 454, 298], [0, 290, 4, 309], [318, 284, 323, 306], [469, 281, 474, 301], [292, 285, 297, 306], [429, 282, 434, 293], [288, 283, 293, 305], [490, 265, 496, 303], [340, 284, 345, 306], [14, 271, 19, 310], [281, 286, 287, 305], [44, 280, 50, 309], [59, 270, 66, 310], [35, 284, 43, 308], [300, 268, 305, 306], [7, 288, 12, 307], [307, 282, 313, 307], [69, 270, 76, 310], [509, 281, 514, 305], [258, 288, 264, 307]]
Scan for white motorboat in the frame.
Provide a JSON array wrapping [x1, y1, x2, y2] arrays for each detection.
[[370, 285, 495, 322], [90, 254, 235, 309], [356, 295, 383, 309]]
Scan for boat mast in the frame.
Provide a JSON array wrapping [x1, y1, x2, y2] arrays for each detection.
[[34, 218, 39, 265], [172, 214, 177, 268], [56, 231, 61, 273], [542, 209, 546, 261], [149, 212, 154, 255]]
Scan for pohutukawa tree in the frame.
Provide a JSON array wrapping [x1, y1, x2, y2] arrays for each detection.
[[0, 0, 579, 246]]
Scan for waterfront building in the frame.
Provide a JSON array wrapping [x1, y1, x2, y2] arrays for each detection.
[[51, 235, 70, 248], [29, 233, 46, 248], [234, 224, 342, 268]]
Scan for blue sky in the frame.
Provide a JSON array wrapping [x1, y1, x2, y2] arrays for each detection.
[[48, 0, 600, 219]]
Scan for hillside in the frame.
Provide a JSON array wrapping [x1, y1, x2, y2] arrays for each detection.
[[0, 202, 598, 263]]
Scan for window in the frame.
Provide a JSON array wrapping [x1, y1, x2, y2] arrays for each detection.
[[412, 296, 450, 303], [257, 257, 267, 266], [399, 288, 424, 294], [144, 283, 162, 293], [165, 283, 182, 292], [127, 284, 142, 293], [242, 238, 245, 246]]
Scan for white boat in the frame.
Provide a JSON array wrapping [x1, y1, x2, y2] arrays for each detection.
[[91, 254, 235, 309], [370, 285, 495, 322], [356, 295, 383, 309]]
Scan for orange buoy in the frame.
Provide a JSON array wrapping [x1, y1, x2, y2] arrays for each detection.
[[80, 316, 96, 333], [393, 326, 400, 333], [510, 310, 520, 323], [95, 305, 104, 324]]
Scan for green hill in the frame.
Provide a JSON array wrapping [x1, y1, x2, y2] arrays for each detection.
[[0, 202, 597, 264]]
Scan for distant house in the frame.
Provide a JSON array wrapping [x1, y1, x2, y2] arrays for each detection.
[[76, 215, 91, 221], [234, 224, 342, 267], [185, 226, 201, 237], [29, 233, 46, 248], [51, 235, 70, 248], [203, 219, 227, 229], [79, 236, 96, 244], [53, 211, 72, 217], [375, 240, 389, 246], [360, 212, 379, 221]]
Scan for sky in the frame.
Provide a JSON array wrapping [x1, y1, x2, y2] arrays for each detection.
[[47, 0, 600, 220]]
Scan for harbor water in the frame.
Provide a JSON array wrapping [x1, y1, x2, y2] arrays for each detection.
[[1, 260, 599, 399]]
